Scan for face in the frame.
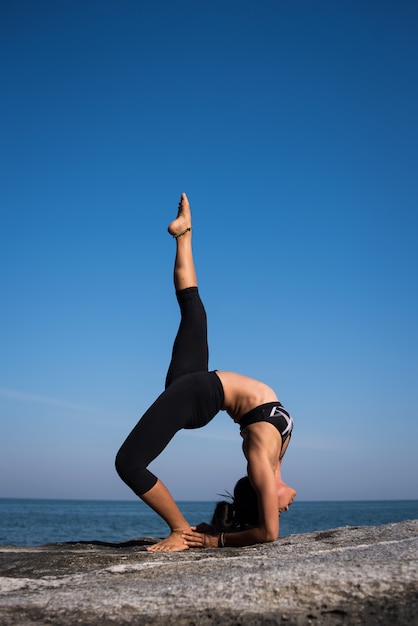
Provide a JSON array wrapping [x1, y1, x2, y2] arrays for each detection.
[[278, 487, 296, 513]]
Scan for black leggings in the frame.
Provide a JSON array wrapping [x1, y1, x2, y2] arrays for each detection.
[[115, 287, 224, 496]]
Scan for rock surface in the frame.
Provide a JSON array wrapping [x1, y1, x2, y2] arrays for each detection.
[[0, 520, 417, 625]]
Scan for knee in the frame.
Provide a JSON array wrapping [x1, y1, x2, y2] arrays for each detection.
[[115, 446, 130, 483], [115, 444, 147, 484], [115, 446, 157, 496]]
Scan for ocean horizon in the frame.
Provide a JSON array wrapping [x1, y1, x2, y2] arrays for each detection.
[[1, 498, 417, 547]]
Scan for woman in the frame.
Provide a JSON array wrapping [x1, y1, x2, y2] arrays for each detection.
[[115, 193, 296, 551]]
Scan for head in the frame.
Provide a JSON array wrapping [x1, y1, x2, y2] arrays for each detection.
[[211, 476, 296, 532], [235, 476, 297, 518], [210, 476, 259, 532], [232, 476, 259, 529]]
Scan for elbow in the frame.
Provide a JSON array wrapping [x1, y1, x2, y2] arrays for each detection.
[[259, 528, 278, 543]]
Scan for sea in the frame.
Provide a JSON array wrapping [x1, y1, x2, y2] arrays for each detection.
[[1, 499, 417, 547]]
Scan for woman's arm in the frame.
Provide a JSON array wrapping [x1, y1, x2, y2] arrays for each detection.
[[182, 524, 272, 548], [182, 449, 279, 549], [246, 445, 280, 540]]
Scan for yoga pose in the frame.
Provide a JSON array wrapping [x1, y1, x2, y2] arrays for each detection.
[[115, 193, 296, 551]]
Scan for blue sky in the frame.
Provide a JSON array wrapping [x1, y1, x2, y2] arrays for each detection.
[[1, 1, 417, 503]]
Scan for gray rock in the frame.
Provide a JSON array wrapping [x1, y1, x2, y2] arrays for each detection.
[[0, 520, 417, 625]]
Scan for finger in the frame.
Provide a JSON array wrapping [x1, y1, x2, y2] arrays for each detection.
[[182, 531, 202, 540], [184, 541, 203, 549], [183, 535, 201, 543], [183, 536, 203, 546]]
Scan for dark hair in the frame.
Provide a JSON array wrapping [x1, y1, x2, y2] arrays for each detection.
[[211, 476, 259, 532]]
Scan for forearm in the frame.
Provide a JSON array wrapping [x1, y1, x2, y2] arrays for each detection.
[[198, 527, 277, 549], [219, 526, 276, 548], [182, 524, 278, 549]]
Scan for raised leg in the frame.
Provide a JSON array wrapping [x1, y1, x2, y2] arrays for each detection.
[[165, 194, 209, 388], [168, 193, 196, 291]]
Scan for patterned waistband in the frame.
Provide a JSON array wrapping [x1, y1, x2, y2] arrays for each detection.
[[238, 401, 292, 431]]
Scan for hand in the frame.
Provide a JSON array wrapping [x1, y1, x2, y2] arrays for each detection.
[[194, 522, 214, 533], [182, 526, 218, 549]]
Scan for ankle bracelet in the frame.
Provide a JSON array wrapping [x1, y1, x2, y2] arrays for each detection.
[[173, 227, 191, 239]]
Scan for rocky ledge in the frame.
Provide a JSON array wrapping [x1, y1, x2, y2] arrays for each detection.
[[0, 520, 417, 625]]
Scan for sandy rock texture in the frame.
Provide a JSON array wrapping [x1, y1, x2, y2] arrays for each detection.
[[0, 520, 417, 625]]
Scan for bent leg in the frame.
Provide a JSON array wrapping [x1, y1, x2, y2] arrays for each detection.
[[115, 385, 187, 497], [115, 373, 221, 495], [115, 372, 223, 551], [115, 387, 191, 551]]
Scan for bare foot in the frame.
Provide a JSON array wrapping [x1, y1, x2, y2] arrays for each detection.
[[146, 531, 189, 552], [167, 192, 192, 237]]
